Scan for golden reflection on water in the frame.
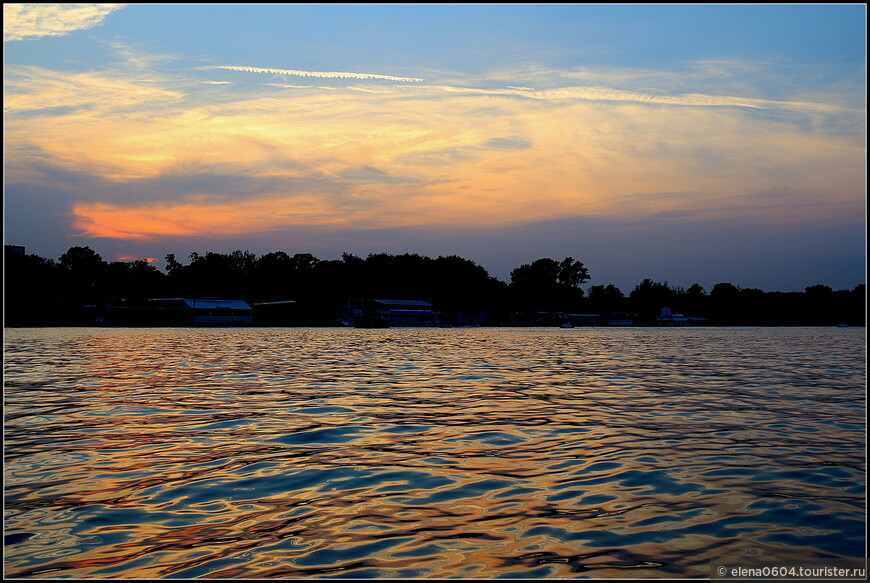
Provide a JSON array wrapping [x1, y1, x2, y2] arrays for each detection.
[[4, 327, 865, 578]]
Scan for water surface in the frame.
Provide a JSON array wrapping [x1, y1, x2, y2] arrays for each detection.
[[4, 327, 865, 578]]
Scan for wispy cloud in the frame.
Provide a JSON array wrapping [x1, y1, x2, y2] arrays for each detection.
[[105, 39, 178, 70], [5, 56, 863, 246], [3, 65, 183, 116], [529, 86, 857, 115], [207, 65, 423, 83], [358, 81, 857, 116], [3, 3, 124, 42]]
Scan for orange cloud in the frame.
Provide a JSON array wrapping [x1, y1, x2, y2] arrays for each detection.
[[116, 255, 156, 263], [7, 61, 865, 244], [72, 197, 353, 241]]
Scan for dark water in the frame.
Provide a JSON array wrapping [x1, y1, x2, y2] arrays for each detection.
[[4, 327, 865, 579]]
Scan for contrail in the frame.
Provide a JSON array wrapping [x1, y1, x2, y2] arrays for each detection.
[[209, 65, 422, 83]]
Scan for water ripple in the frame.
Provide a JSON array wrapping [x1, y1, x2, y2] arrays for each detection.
[[4, 327, 865, 578]]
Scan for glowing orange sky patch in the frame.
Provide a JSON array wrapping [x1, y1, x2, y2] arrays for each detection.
[[116, 255, 157, 263], [6, 63, 863, 245], [72, 197, 355, 241]]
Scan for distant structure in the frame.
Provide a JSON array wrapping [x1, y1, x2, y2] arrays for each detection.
[[250, 300, 299, 325], [656, 307, 707, 326], [605, 313, 635, 326], [343, 299, 439, 327], [564, 313, 601, 326], [123, 298, 253, 325], [170, 298, 251, 325], [453, 309, 493, 327], [5, 244, 25, 258]]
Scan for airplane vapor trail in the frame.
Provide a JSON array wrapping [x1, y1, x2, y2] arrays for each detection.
[[210, 65, 422, 83]]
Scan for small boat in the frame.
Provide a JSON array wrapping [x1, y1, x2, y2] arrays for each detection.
[[560, 322, 574, 328]]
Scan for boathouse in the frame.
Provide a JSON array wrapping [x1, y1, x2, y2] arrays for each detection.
[[344, 299, 439, 327], [148, 298, 253, 325]]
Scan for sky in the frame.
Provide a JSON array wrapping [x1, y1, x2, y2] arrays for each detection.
[[3, 3, 866, 293]]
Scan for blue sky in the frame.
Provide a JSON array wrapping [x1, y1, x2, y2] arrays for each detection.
[[4, 3, 866, 292]]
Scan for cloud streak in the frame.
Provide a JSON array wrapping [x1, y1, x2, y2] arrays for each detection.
[[72, 196, 352, 241], [207, 65, 423, 83], [346, 81, 857, 116], [4, 57, 863, 256], [3, 65, 183, 116], [4, 3, 124, 42]]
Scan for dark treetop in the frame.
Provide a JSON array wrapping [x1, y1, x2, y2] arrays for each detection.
[[4, 245, 865, 327]]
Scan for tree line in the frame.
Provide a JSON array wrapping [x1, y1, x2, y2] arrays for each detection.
[[4, 245, 865, 326]]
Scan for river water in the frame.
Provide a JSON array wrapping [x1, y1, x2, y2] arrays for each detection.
[[3, 327, 866, 579]]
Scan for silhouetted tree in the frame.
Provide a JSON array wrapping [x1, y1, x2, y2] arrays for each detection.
[[686, 283, 705, 295], [104, 259, 167, 303], [509, 257, 590, 312], [58, 246, 107, 301], [629, 278, 677, 322], [736, 287, 766, 325], [803, 284, 849, 326], [4, 247, 60, 325], [588, 284, 626, 314], [710, 282, 739, 297], [4, 245, 864, 326], [709, 282, 740, 324], [847, 284, 866, 326], [249, 251, 294, 301], [557, 257, 590, 289], [168, 250, 258, 298], [165, 253, 183, 274], [678, 283, 707, 318], [430, 255, 508, 311], [805, 284, 833, 297], [338, 252, 367, 297]]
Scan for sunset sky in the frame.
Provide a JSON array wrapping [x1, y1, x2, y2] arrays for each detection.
[[4, 3, 866, 292]]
